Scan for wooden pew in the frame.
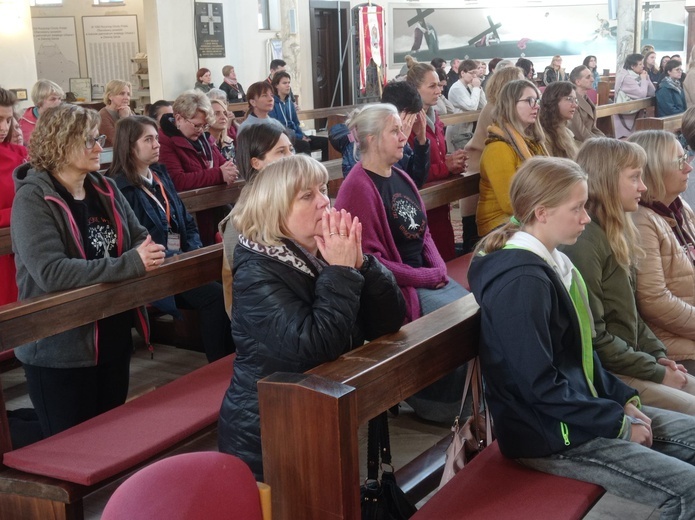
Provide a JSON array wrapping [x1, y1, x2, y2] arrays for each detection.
[[0, 244, 232, 520], [258, 295, 481, 520], [635, 113, 683, 133], [595, 97, 654, 137], [258, 293, 605, 520]]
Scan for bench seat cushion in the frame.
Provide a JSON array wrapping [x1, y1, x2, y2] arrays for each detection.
[[413, 441, 604, 520], [446, 253, 473, 292], [2, 354, 235, 486]]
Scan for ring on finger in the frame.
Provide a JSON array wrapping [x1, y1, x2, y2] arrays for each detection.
[[340, 234, 347, 237], [329, 232, 337, 237]]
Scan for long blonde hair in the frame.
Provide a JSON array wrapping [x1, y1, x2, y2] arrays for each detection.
[[627, 130, 679, 205], [576, 138, 646, 268], [231, 154, 329, 246], [475, 156, 587, 254]]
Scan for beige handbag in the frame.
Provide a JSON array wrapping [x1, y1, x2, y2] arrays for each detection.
[[438, 357, 492, 489]]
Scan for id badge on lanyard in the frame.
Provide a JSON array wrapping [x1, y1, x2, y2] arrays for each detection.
[[167, 232, 181, 252]]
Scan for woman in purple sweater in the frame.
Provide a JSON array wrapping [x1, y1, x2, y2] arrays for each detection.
[[335, 103, 467, 423]]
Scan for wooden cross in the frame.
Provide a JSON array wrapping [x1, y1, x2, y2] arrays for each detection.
[[642, 2, 660, 39], [199, 3, 221, 35], [407, 8, 435, 28], [468, 16, 502, 46]]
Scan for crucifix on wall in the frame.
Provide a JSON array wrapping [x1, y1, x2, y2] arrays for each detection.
[[199, 3, 222, 35], [195, 2, 225, 58], [642, 2, 660, 39]]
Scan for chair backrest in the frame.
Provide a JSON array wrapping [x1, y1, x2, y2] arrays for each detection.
[[102, 451, 268, 520]]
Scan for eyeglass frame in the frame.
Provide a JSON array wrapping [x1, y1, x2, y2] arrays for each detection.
[[184, 118, 210, 132], [676, 152, 690, 169], [517, 97, 541, 108], [563, 96, 579, 105], [86, 135, 107, 149]]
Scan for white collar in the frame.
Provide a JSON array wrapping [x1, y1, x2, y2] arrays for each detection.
[[507, 231, 575, 290]]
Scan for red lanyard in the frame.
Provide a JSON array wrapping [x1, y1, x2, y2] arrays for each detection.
[[141, 171, 172, 225]]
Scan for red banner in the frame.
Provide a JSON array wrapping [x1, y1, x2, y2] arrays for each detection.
[[358, 4, 387, 94]]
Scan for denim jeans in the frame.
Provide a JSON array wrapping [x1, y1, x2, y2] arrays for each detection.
[[518, 406, 695, 520], [416, 277, 469, 315], [408, 278, 469, 423]]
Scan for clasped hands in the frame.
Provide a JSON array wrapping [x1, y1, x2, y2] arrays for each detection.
[[315, 208, 363, 269], [221, 160, 239, 185]]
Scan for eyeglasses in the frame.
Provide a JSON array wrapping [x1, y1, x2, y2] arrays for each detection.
[[564, 96, 579, 105], [518, 97, 541, 108], [676, 152, 690, 169], [86, 135, 106, 149], [185, 118, 209, 132]]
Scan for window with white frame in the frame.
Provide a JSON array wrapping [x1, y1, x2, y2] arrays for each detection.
[[29, 0, 63, 6], [258, 0, 270, 30]]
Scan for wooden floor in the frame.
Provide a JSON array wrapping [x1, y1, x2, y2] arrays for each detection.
[[0, 324, 661, 519]]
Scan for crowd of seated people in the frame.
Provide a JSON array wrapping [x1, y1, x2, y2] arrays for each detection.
[[9, 48, 695, 520]]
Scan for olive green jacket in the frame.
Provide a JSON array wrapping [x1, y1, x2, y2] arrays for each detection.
[[561, 220, 667, 383]]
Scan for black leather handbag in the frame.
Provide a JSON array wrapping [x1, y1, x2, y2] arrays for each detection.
[[360, 411, 418, 520]]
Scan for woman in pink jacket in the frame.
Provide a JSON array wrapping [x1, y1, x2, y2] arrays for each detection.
[[335, 103, 468, 423], [613, 54, 656, 139]]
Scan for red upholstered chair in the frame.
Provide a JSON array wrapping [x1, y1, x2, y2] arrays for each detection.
[[101, 452, 271, 520]]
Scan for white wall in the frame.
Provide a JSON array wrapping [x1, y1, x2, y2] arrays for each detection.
[[144, 0, 197, 101], [30, 0, 147, 83], [0, 0, 38, 110]]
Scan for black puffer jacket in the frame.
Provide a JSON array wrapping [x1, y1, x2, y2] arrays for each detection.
[[218, 238, 405, 479]]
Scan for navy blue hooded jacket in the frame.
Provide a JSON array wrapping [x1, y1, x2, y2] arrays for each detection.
[[469, 248, 638, 459]]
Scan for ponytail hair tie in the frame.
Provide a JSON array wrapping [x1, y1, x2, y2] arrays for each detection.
[[510, 216, 521, 226]]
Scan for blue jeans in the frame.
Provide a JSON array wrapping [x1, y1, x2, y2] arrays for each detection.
[[518, 406, 695, 520], [416, 277, 469, 315], [408, 278, 469, 423]]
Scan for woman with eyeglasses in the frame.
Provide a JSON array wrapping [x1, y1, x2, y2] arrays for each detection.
[[158, 90, 239, 244], [11, 104, 166, 437], [562, 137, 695, 415], [627, 130, 695, 372], [655, 60, 687, 117], [539, 81, 579, 159], [477, 79, 548, 237]]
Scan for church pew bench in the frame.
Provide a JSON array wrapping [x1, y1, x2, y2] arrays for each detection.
[[635, 113, 683, 133], [258, 294, 605, 520], [0, 354, 234, 520], [595, 97, 654, 137], [0, 244, 231, 520]]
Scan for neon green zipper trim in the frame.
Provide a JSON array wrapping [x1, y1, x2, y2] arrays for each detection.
[[561, 422, 570, 446]]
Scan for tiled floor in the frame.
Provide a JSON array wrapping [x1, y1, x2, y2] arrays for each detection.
[[1, 343, 660, 519]]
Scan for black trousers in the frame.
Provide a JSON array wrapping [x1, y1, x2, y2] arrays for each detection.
[[294, 135, 329, 162], [23, 346, 131, 437], [174, 281, 233, 362]]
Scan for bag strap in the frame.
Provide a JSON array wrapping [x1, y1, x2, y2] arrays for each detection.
[[366, 415, 381, 480], [455, 358, 477, 418], [377, 411, 392, 466]]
